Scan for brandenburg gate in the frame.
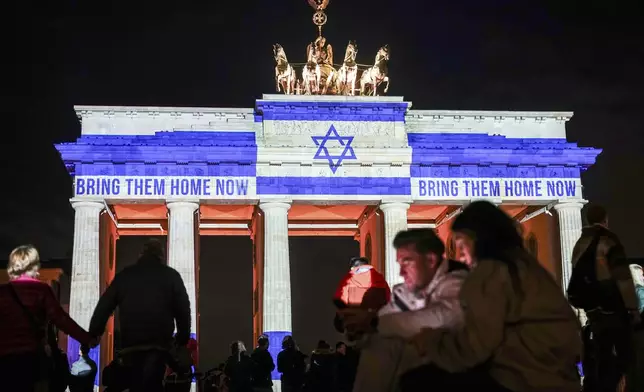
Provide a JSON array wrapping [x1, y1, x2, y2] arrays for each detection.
[[54, 2, 600, 389]]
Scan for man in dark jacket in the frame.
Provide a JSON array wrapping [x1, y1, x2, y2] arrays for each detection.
[[306, 341, 335, 392], [333, 342, 358, 392], [571, 204, 641, 392], [250, 334, 275, 392], [277, 336, 307, 392], [89, 239, 191, 392]]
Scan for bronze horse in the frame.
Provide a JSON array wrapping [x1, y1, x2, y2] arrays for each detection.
[[360, 45, 390, 96]]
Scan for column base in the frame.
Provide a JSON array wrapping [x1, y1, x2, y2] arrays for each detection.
[[265, 330, 291, 381], [67, 338, 101, 386]]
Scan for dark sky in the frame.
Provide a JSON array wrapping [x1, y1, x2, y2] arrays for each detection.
[[3, 0, 644, 364]]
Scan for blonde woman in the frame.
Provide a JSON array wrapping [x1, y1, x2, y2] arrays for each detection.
[[0, 245, 96, 392]]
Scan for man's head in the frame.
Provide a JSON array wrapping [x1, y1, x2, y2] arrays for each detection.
[[586, 204, 608, 227], [258, 334, 269, 349], [335, 341, 347, 355], [140, 238, 165, 262], [349, 257, 369, 269], [393, 229, 445, 292]]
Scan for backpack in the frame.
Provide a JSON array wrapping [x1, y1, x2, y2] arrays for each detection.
[[567, 234, 601, 311]]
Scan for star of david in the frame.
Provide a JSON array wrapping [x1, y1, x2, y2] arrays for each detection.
[[311, 125, 357, 173]]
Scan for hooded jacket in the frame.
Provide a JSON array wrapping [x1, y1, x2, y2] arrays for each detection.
[[333, 265, 391, 309], [376, 259, 469, 338]]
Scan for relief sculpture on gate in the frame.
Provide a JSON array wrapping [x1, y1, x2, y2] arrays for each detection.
[[273, 0, 390, 96]]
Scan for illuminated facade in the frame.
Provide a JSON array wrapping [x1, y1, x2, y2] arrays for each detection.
[[56, 94, 600, 388]]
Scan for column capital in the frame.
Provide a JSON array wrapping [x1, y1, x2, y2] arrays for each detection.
[[70, 199, 104, 211], [379, 202, 410, 212], [259, 201, 291, 212], [553, 200, 586, 211], [166, 200, 200, 212]]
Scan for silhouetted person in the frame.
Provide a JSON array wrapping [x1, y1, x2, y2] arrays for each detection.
[[277, 336, 307, 392], [225, 341, 253, 392], [305, 340, 334, 392], [69, 345, 97, 392], [89, 239, 191, 392], [250, 335, 275, 392], [333, 257, 391, 340], [333, 342, 357, 392], [569, 204, 640, 391]]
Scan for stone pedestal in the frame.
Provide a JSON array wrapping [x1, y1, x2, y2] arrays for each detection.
[[259, 202, 291, 386], [68, 199, 104, 384], [380, 202, 410, 287]]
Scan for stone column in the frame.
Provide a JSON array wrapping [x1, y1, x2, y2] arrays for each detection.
[[554, 201, 584, 291], [259, 201, 291, 389], [380, 202, 410, 287], [68, 199, 104, 385], [167, 201, 199, 336], [167, 201, 200, 392], [554, 201, 586, 323]]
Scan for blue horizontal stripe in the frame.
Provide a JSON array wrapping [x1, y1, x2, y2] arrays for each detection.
[[74, 162, 256, 177], [56, 131, 258, 176], [255, 100, 408, 122], [408, 133, 601, 168], [264, 330, 291, 380], [408, 133, 570, 146], [74, 131, 257, 145], [410, 165, 581, 178], [258, 114, 404, 122], [257, 177, 410, 195]]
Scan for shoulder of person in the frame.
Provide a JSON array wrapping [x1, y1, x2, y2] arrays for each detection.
[[163, 264, 185, 279], [446, 260, 470, 273], [468, 258, 511, 282], [600, 227, 623, 248]]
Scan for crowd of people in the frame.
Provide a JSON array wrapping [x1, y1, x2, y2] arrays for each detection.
[[205, 336, 358, 392], [0, 200, 643, 392]]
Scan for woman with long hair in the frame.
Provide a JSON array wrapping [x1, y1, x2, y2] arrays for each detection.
[[408, 201, 582, 392], [224, 341, 253, 392]]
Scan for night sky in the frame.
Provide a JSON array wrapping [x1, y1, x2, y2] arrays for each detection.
[[4, 0, 644, 366]]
